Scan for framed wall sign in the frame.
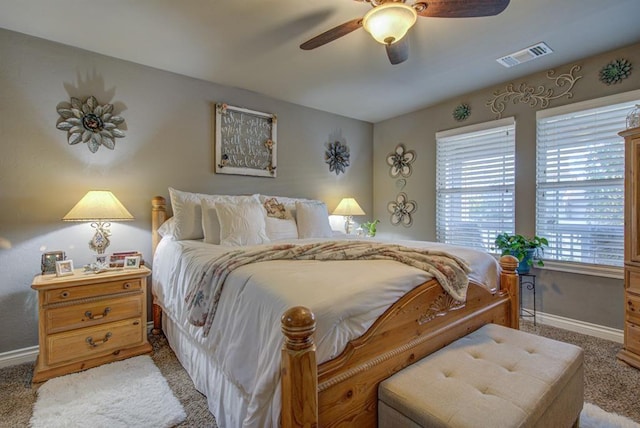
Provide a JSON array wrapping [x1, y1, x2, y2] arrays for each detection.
[[214, 103, 277, 177]]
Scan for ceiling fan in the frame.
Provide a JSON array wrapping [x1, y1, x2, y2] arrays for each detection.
[[300, 0, 510, 65]]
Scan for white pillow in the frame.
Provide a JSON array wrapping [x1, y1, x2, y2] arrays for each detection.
[[201, 199, 222, 244], [169, 187, 259, 241], [169, 187, 211, 240], [295, 201, 333, 238], [215, 200, 270, 246], [265, 217, 298, 241], [157, 217, 177, 238]]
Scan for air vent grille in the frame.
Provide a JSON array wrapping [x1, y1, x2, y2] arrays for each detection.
[[497, 42, 553, 68]]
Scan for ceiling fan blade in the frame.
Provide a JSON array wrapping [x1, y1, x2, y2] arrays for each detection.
[[300, 18, 363, 50], [385, 38, 409, 65], [416, 0, 510, 18]]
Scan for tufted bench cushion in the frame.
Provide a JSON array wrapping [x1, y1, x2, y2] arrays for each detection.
[[378, 323, 584, 428]]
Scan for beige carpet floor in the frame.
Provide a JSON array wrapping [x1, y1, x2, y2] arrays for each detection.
[[0, 320, 638, 427]]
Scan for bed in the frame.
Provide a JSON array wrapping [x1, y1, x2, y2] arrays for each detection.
[[149, 191, 519, 427]]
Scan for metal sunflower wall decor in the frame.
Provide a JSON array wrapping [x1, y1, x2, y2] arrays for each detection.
[[387, 192, 417, 227], [386, 143, 416, 178], [325, 140, 350, 175], [453, 103, 471, 121], [56, 96, 125, 153], [599, 58, 632, 85]]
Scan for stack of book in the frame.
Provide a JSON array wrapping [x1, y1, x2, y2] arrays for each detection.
[[109, 251, 144, 268]]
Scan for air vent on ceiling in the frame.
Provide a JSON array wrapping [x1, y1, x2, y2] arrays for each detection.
[[496, 42, 553, 68]]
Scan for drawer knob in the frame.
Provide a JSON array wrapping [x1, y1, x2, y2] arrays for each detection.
[[123, 282, 131, 289], [84, 307, 111, 320], [86, 332, 112, 348], [60, 291, 70, 299]]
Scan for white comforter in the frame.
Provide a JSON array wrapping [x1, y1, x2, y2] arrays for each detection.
[[152, 237, 500, 427]]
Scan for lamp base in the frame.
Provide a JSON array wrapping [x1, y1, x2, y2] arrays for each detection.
[[89, 222, 111, 255], [344, 216, 354, 235]]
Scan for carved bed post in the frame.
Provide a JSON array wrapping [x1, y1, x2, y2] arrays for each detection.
[[151, 196, 167, 335], [281, 306, 318, 428], [499, 255, 519, 329]]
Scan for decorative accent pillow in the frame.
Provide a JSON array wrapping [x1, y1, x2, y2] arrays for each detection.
[[295, 201, 333, 238], [263, 198, 288, 219], [259, 195, 320, 221], [265, 217, 298, 241], [215, 200, 270, 246]]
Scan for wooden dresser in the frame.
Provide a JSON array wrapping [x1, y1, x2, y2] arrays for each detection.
[[31, 266, 152, 382], [619, 126, 640, 370]]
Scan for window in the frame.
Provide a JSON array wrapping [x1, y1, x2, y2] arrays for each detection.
[[536, 92, 640, 267], [436, 118, 515, 251]]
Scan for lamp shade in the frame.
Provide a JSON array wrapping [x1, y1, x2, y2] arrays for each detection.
[[333, 198, 366, 216], [362, 3, 417, 45], [62, 191, 134, 222]]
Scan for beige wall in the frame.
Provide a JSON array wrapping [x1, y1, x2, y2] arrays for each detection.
[[373, 42, 640, 329], [0, 29, 373, 353]]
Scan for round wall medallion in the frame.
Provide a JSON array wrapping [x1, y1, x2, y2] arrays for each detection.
[[453, 103, 471, 121], [599, 58, 632, 85]]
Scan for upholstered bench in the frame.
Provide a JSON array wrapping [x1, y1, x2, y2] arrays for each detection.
[[378, 323, 584, 428]]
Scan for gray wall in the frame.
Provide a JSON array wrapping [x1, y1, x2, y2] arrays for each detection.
[[0, 29, 373, 353], [373, 42, 640, 330]]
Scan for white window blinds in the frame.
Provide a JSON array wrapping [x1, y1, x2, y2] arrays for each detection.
[[536, 96, 639, 267], [436, 118, 515, 251]]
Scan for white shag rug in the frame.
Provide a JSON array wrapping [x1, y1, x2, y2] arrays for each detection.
[[581, 403, 640, 428], [30, 355, 186, 428]]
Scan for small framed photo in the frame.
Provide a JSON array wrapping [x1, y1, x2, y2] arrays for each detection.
[[124, 255, 141, 269], [55, 260, 74, 277], [41, 251, 65, 275]]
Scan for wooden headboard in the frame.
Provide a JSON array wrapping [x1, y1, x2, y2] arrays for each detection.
[[151, 196, 169, 257]]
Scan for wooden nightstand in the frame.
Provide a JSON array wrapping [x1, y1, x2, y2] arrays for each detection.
[[31, 266, 152, 382]]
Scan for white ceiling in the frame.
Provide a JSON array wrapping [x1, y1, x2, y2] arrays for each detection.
[[1, 0, 639, 123]]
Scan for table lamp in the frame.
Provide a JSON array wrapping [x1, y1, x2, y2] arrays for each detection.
[[62, 190, 134, 254], [333, 197, 365, 234]]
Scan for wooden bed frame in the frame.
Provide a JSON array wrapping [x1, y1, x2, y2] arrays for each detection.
[[150, 196, 519, 427]]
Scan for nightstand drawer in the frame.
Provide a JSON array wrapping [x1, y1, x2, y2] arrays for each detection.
[[46, 294, 143, 334], [46, 318, 144, 366], [626, 322, 640, 355], [44, 278, 142, 305]]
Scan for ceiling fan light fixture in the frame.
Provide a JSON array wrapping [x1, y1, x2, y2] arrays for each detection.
[[362, 3, 417, 45]]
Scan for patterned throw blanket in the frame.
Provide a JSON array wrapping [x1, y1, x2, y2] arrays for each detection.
[[185, 241, 471, 336]]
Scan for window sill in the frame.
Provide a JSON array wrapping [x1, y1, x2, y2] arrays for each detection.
[[535, 260, 623, 280]]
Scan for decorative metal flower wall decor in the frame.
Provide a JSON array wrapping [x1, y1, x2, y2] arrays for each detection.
[[325, 140, 350, 175], [386, 143, 416, 178], [387, 192, 417, 227], [599, 58, 632, 85], [56, 96, 125, 153], [453, 103, 471, 121]]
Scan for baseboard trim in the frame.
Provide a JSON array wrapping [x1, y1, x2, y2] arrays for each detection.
[[533, 311, 624, 344], [0, 346, 38, 369], [0, 322, 156, 369]]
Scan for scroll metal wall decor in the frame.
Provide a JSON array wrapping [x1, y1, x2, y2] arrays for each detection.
[[215, 103, 277, 177], [486, 65, 582, 119]]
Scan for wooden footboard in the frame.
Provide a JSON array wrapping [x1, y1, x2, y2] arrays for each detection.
[[281, 256, 518, 427], [150, 196, 519, 427]]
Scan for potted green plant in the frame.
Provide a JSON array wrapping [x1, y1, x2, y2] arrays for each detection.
[[361, 220, 380, 237], [494, 232, 548, 274]]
